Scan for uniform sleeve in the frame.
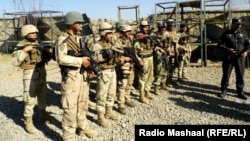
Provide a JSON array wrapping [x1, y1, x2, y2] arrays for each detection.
[[55, 35, 82, 68], [11, 50, 28, 67], [217, 32, 228, 51]]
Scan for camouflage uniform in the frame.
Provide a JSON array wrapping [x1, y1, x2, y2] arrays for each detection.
[[134, 20, 155, 104], [163, 19, 179, 86], [177, 24, 191, 80], [55, 11, 97, 141], [151, 22, 169, 95], [113, 24, 136, 114], [91, 22, 121, 128], [11, 24, 51, 134]]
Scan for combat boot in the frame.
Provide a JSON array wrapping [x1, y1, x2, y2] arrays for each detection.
[[79, 127, 98, 138], [160, 82, 168, 90], [145, 91, 155, 100], [25, 117, 37, 134], [105, 106, 120, 120], [154, 85, 160, 95], [97, 113, 111, 128], [139, 92, 149, 104], [118, 104, 126, 115], [125, 100, 135, 107], [165, 79, 173, 88], [39, 109, 50, 124]]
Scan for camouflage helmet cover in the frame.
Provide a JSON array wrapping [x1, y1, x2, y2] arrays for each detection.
[[64, 11, 84, 25], [166, 19, 175, 26], [116, 21, 126, 30], [99, 22, 113, 36], [21, 24, 39, 37]]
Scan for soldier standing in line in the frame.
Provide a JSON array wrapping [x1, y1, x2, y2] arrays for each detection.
[[112, 20, 126, 43], [134, 20, 158, 104], [113, 24, 136, 115], [164, 19, 179, 87], [55, 11, 98, 140], [11, 24, 52, 134], [151, 21, 169, 95], [91, 22, 121, 128], [217, 18, 249, 100], [176, 23, 192, 81]]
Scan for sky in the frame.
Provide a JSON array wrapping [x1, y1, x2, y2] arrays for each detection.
[[0, 0, 174, 21]]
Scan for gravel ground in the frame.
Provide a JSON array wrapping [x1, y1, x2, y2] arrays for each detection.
[[0, 54, 250, 141]]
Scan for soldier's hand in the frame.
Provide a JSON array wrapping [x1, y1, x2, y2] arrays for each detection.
[[82, 57, 90, 68], [242, 51, 248, 58], [139, 60, 143, 66], [87, 71, 96, 79], [23, 45, 33, 52], [155, 47, 165, 54], [228, 48, 236, 54], [124, 56, 131, 62]]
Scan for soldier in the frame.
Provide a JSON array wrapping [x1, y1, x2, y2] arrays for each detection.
[[164, 19, 179, 87], [113, 24, 136, 115], [134, 20, 156, 104], [217, 18, 249, 100], [151, 21, 168, 95], [11, 24, 52, 134], [176, 23, 192, 81], [54, 11, 97, 140], [91, 22, 121, 128], [112, 20, 126, 43]]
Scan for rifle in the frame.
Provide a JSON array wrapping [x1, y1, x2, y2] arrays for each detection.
[[14, 43, 52, 64], [79, 37, 107, 83], [111, 46, 146, 74]]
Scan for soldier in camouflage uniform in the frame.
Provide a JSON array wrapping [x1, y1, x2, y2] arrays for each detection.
[[151, 21, 169, 95], [164, 19, 179, 87], [176, 23, 192, 81], [11, 24, 52, 134], [134, 20, 156, 104], [113, 24, 136, 115], [91, 22, 121, 128], [112, 20, 126, 43], [55, 11, 97, 141]]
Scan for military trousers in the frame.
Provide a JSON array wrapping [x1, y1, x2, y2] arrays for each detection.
[[138, 56, 154, 92], [96, 68, 117, 114], [23, 67, 47, 118], [61, 71, 90, 141]]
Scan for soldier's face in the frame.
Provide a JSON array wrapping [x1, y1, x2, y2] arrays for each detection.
[[141, 25, 149, 34], [73, 22, 83, 32], [105, 32, 113, 42], [232, 23, 242, 32], [27, 32, 38, 40]]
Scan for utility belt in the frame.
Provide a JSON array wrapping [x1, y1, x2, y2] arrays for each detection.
[[138, 53, 153, 58], [59, 65, 79, 76]]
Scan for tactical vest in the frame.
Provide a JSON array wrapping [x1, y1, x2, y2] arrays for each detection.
[[137, 33, 154, 54], [177, 32, 189, 45], [19, 40, 44, 69], [97, 40, 116, 69]]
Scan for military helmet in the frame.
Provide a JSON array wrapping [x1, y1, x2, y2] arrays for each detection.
[[120, 24, 132, 32], [180, 23, 187, 28], [21, 24, 39, 37], [64, 11, 84, 25], [157, 21, 166, 27], [166, 19, 175, 26], [116, 21, 126, 30], [99, 22, 113, 36], [140, 20, 149, 26]]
